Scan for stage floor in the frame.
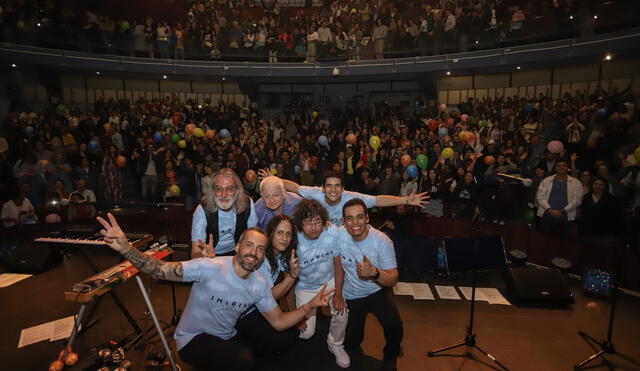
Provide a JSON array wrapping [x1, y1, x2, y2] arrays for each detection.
[[2, 247, 640, 371]]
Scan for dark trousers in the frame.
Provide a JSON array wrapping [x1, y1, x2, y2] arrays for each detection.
[[344, 288, 403, 361], [540, 212, 572, 239], [236, 308, 299, 356], [178, 333, 253, 371]]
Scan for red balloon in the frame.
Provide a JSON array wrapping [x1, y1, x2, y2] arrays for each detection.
[[116, 155, 127, 167], [310, 156, 319, 167]]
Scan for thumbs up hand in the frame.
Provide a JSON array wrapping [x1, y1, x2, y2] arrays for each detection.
[[356, 255, 376, 279]]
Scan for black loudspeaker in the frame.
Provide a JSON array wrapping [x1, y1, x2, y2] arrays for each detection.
[[1, 240, 62, 274], [505, 267, 575, 306]]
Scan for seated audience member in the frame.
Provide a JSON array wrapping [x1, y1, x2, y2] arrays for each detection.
[[2, 182, 38, 227]]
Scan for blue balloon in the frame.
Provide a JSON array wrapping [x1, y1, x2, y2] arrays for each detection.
[[294, 165, 301, 175], [596, 107, 608, 117], [318, 135, 329, 146], [407, 164, 419, 179], [153, 131, 164, 143], [162, 118, 171, 127], [437, 127, 448, 138], [88, 140, 99, 152], [220, 129, 232, 139], [525, 103, 534, 113]]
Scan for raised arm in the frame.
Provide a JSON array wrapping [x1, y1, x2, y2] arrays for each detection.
[[261, 283, 334, 331], [375, 192, 429, 208], [97, 213, 184, 282], [257, 168, 301, 193]]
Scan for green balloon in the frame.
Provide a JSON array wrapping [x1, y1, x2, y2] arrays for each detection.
[[171, 134, 181, 143], [416, 154, 428, 170]]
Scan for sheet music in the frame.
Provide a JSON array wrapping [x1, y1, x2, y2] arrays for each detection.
[[393, 282, 415, 296], [18, 322, 53, 348], [435, 285, 461, 300], [0, 273, 32, 288], [479, 288, 511, 305], [50, 316, 77, 342], [411, 283, 435, 300], [458, 287, 489, 301]]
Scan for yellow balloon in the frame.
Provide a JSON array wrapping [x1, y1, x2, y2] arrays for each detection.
[[169, 184, 181, 196], [193, 128, 204, 137], [369, 135, 381, 150], [441, 147, 454, 159], [458, 131, 467, 140], [270, 168, 278, 175], [634, 147, 640, 163], [178, 140, 186, 149]]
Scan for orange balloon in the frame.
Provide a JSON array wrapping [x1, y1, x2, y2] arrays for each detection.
[[464, 131, 476, 144], [345, 134, 357, 145], [484, 155, 496, 165], [245, 169, 256, 182], [400, 154, 412, 168], [185, 124, 196, 136], [116, 155, 127, 168], [205, 129, 216, 139], [103, 123, 111, 132]]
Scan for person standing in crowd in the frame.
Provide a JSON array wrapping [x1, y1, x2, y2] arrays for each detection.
[[135, 143, 164, 202], [339, 198, 402, 371], [254, 176, 302, 229], [293, 199, 350, 368], [191, 168, 258, 258], [97, 213, 333, 371], [536, 158, 583, 238], [101, 144, 122, 203]]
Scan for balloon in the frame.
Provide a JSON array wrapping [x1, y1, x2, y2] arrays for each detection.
[[439, 103, 447, 112], [169, 184, 181, 197], [464, 131, 476, 145], [416, 154, 428, 170], [294, 165, 301, 175], [172, 115, 180, 125], [441, 147, 454, 159], [310, 156, 319, 167], [547, 140, 564, 154], [49, 360, 64, 371], [318, 135, 329, 146], [346, 134, 357, 145], [171, 134, 181, 143], [64, 352, 79, 366], [116, 155, 127, 167], [461, 114, 469, 122], [596, 107, 608, 117], [220, 129, 231, 139], [88, 141, 99, 152], [447, 118, 454, 125], [245, 169, 257, 182], [406, 164, 418, 179], [437, 127, 448, 138], [312, 111, 319, 118], [635, 147, 640, 163], [484, 155, 496, 165], [185, 124, 196, 136], [458, 131, 468, 140], [401, 154, 412, 168], [162, 118, 171, 127], [153, 131, 164, 143], [205, 129, 216, 139], [193, 128, 204, 138], [270, 168, 278, 175], [178, 140, 186, 149], [146, 138, 155, 144], [428, 120, 439, 132], [103, 123, 111, 132], [479, 120, 489, 128], [56, 104, 67, 116], [45, 213, 62, 224], [369, 136, 380, 150]]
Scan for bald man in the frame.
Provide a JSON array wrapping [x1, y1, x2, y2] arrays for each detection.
[[254, 175, 302, 229]]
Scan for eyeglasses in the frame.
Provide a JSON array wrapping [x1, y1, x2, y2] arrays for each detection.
[[213, 186, 237, 194], [303, 218, 323, 228]]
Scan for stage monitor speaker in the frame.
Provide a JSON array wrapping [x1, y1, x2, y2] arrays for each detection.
[[1, 240, 62, 274], [505, 267, 574, 306]]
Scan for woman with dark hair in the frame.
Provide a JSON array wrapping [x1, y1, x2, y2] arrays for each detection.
[[419, 169, 444, 217], [101, 144, 122, 203], [579, 176, 622, 241], [235, 214, 300, 356], [449, 171, 478, 219]]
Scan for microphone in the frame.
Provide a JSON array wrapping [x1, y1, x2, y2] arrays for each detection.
[[496, 173, 533, 187]]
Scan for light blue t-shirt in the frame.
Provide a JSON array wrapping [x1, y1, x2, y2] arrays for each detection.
[[174, 256, 277, 350], [298, 186, 377, 227], [255, 191, 302, 229], [256, 254, 286, 287], [296, 224, 341, 291], [191, 200, 258, 254], [338, 226, 397, 300]]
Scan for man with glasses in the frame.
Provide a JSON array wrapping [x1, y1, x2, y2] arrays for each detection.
[[261, 169, 428, 226], [293, 199, 350, 368], [191, 168, 258, 258]]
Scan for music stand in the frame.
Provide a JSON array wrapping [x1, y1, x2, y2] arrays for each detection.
[[428, 236, 509, 371]]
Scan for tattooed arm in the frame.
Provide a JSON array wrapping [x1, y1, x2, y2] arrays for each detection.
[[97, 213, 184, 282]]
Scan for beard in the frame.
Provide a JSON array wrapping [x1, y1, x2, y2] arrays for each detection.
[[214, 195, 236, 210], [237, 253, 262, 272]]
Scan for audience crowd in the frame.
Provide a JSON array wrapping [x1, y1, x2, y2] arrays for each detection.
[[1, 83, 639, 248], [2, 0, 636, 61]]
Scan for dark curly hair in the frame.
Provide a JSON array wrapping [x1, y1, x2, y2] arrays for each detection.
[[264, 215, 298, 276], [293, 199, 329, 232]]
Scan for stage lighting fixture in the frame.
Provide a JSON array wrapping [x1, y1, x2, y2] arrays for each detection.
[[593, 15, 598, 20], [446, 71, 451, 76], [516, 66, 521, 70], [604, 54, 612, 61], [162, 75, 167, 79], [11, 63, 17, 68], [569, 15, 574, 20], [332, 66, 340, 76], [96, 71, 100, 75]]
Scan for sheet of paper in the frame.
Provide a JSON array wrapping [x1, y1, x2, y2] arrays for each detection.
[[393, 282, 415, 296], [435, 285, 461, 300], [18, 322, 53, 348], [50, 316, 77, 342], [479, 288, 511, 305], [411, 283, 435, 300], [458, 287, 489, 301], [0, 273, 32, 288]]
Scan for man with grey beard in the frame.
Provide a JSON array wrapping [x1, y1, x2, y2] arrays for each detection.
[[191, 168, 258, 258]]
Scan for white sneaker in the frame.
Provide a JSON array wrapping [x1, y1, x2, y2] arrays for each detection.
[[328, 344, 351, 368]]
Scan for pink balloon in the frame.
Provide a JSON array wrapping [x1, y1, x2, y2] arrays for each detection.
[[45, 213, 62, 223], [461, 114, 469, 122], [547, 140, 564, 154]]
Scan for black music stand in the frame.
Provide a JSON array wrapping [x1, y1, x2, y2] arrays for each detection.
[[428, 236, 509, 371]]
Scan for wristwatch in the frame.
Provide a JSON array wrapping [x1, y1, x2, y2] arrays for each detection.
[[372, 267, 380, 280]]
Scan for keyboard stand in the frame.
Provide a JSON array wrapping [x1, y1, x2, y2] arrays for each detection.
[[62, 276, 178, 371]]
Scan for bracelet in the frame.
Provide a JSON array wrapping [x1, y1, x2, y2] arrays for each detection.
[[289, 271, 298, 279], [404, 198, 408, 206]]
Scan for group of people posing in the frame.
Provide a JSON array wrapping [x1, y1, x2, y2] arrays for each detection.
[[98, 167, 428, 370]]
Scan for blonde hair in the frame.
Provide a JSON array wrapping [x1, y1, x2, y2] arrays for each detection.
[[202, 168, 249, 214]]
